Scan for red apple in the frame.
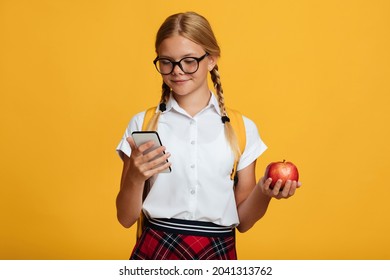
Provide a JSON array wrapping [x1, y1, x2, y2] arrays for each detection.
[[265, 160, 299, 188]]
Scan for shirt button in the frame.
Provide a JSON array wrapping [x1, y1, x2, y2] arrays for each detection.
[[191, 140, 195, 145], [190, 120, 195, 125], [190, 164, 195, 168], [190, 189, 195, 195]]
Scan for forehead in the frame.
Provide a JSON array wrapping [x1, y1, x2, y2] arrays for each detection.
[[157, 35, 204, 58]]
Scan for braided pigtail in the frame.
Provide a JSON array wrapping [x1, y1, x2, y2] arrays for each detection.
[[210, 66, 241, 161], [146, 82, 171, 131]]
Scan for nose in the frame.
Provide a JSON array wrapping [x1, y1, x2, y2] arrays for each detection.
[[171, 62, 184, 75]]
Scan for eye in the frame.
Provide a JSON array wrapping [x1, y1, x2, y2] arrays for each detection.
[[159, 59, 172, 66], [182, 58, 197, 65]]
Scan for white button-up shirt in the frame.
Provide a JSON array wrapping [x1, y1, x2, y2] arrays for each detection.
[[117, 93, 267, 227]]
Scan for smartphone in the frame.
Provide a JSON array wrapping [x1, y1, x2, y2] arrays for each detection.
[[131, 131, 171, 173]]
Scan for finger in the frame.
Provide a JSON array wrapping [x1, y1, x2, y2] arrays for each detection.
[[151, 152, 171, 166], [143, 162, 172, 178], [137, 140, 156, 154], [272, 179, 283, 196], [127, 136, 153, 156], [126, 136, 136, 150], [142, 153, 172, 176], [127, 137, 142, 159], [154, 160, 172, 173], [136, 148, 169, 176], [142, 150, 170, 169], [289, 181, 298, 196], [264, 177, 272, 189], [259, 177, 272, 192], [142, 145, 167, 162], [280, 180, 292, 197]]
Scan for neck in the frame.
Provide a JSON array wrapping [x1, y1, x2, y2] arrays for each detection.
[[173, 89, 211, 117]]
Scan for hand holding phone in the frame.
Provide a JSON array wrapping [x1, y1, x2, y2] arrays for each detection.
[[131, 131, 171, 173]]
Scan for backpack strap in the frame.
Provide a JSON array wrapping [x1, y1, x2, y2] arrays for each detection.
[[142, 106, 157, 131], [136, 106, 157, 241], [226, 107, 246, 182]]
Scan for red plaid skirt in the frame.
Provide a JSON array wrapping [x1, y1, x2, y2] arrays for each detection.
[[130, 218, 237, 260]]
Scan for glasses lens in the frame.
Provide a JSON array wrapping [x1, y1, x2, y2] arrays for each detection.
[[156, 59, 173, 74], [180, 58, 198, 74]]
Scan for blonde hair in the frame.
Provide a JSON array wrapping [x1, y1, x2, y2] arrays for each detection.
[[147, 12, 241, 160]]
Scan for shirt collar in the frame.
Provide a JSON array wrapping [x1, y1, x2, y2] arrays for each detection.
[[207, 92, 222, 116], [158, 92, 222, 116]]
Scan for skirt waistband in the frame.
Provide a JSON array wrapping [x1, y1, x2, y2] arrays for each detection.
[[145, 218, 235, 237]]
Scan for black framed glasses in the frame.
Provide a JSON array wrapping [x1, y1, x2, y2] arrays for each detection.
[[153, 53, 209, 75]]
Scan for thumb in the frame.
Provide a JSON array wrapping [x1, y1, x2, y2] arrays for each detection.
[[258, 176, 268, 185], [126, 136, 137, 151]]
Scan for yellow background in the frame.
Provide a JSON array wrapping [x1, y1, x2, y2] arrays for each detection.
[[1, 0, 389, 259]]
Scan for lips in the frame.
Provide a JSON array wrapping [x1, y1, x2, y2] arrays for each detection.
[[172, 79, 189, 83]]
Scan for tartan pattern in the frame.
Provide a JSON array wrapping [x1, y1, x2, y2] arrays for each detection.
[[130, 226, 237, 260]]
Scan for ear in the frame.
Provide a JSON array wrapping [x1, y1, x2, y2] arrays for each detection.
[[207, 55, 218, 71]]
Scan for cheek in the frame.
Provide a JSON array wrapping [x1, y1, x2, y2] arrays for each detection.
[[161, 75, 172, 87], [161, 75, 169, 83], [197, 67, 210, 81], [192, 64, 209, 79]]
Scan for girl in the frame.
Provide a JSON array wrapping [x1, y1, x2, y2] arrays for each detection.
[[116, 11, 300, 260]]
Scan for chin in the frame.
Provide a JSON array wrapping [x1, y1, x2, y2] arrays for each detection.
[[170, 86, 192, 96]]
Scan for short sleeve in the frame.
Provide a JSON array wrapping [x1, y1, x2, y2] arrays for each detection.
[[236, 116, 267, 171], [116, 111, 145, 160]]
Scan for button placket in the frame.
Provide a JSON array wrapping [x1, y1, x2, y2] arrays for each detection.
[[188, 118, 198, 216], [189, 118, 198, 173]]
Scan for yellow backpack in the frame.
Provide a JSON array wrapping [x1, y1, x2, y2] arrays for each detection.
[[136, 106, 246, 240]]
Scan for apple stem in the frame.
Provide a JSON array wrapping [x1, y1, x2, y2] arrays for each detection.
[[283, 159, 285, 163]]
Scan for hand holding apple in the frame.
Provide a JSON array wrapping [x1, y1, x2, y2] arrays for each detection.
[[265, 160, 299, 189]]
